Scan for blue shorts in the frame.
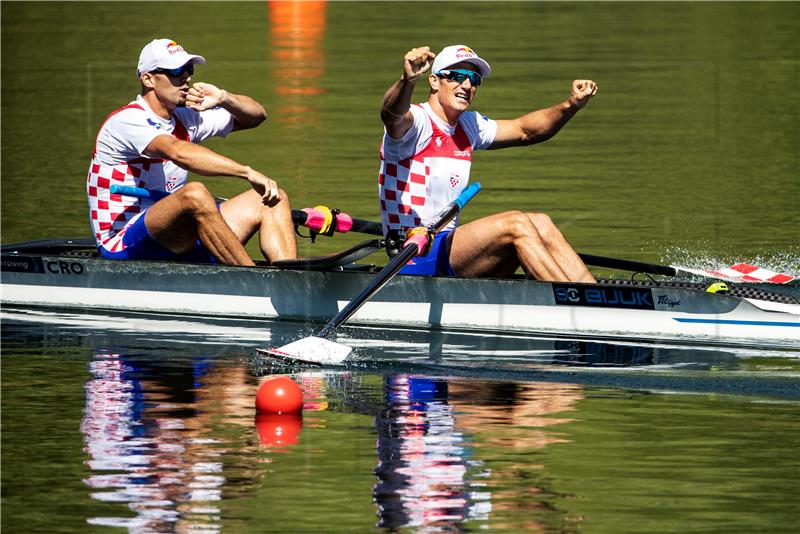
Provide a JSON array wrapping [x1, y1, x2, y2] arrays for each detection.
[[398, 230, 455, 277], [99, 213, 216, 263]]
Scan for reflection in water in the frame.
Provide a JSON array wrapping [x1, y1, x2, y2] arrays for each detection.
[[2, 311, 797, 532], [449, 381, 584, 531], [255, 412, 303, 447], [374, 376, 490, 529], [346, 325, 746, 371], [268, 0, 326, 126], [81, 352, 253, 532], [373, 375, 584, 530]]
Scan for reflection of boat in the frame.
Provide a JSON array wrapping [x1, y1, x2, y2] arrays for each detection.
[[1, 238, 798, 349]]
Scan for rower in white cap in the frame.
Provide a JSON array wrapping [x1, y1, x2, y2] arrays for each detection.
[[378, 44, 597, 282], [86, 38, 297, 266]]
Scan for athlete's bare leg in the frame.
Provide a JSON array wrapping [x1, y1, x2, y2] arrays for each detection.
[[220, 188, 297, 262], [448, 211, 595, 282], [525, 212, 595, 283], [144, 182, 255, 266]]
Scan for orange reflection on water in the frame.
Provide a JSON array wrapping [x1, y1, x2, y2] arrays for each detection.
[[268, 0, 326, 125]]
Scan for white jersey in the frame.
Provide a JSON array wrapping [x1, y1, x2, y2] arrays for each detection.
[[86, 95, 233, 252], [378, 103, 497, 234]]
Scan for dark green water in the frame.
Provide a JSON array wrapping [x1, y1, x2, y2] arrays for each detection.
[[2, 1, 798, 267], [2, 310, 799, 533], [2, 2, 799, 532]]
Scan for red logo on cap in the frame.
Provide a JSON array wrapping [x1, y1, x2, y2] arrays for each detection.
[[455, 46, 475, 59], [166, 41, 185, 55]]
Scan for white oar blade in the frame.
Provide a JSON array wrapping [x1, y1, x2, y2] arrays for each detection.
[[257, 336, 352, 366]]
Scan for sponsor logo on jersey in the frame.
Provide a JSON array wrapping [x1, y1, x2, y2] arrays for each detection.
[[453, 149, 471, 157], [146, 118, 162, 129]]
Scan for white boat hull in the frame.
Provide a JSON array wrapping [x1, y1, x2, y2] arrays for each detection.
[[1, 253, 798, 348]]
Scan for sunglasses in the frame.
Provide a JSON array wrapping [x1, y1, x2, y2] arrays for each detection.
[[437, 69, 482, 86], [151, 63, 194, 78]]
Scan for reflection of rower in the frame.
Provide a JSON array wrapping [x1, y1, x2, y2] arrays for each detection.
[[373, 375, 491, 530], [81, 352, 245, 531]]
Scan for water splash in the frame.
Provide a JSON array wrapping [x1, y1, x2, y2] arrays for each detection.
[[659, 245, 800, 278]]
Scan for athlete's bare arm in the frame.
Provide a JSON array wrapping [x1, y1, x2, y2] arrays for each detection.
[[490, 80, 597, 149], [144, 135, 281, 206], [380, 46, 436, 139], [185, 82, 267, 131]]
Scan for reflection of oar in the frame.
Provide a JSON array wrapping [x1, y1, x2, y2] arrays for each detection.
[[259, 182, 483, 366], [109, 185, 382, 236], [579, 253, 796, 284]]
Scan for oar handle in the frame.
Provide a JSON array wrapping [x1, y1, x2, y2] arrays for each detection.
[[292, 208, 382, 236], [317, 182, 481, 339], [109, 184, 170, 200], [454, 182, 481, 210]]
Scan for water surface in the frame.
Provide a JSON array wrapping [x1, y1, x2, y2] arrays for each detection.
[[2, 2, 799, 532], [2, 310, 799, 532], [2, 1, 798, 267]]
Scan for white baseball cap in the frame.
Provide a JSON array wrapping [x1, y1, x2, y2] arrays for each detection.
[[137, 39, 206, 77], [432, 45, 491, 77]]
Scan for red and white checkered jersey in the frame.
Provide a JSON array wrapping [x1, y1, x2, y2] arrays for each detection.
[[379, 103, 496, 234], [86, 95, 233, 252]]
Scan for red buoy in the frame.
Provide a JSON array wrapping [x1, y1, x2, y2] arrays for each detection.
[[255, 376, 303, 414]]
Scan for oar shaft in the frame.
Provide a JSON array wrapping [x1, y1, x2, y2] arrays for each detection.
[[578, 253, 678, 277], [317, 182, 482, 339], [348, 218, 383, 236], [317, 240, 417, 339]]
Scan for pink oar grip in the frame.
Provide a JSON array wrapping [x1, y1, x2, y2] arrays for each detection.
[[334, 213, 353, 233], [301, 208, 326, 232], [403, 232, 430, 256]]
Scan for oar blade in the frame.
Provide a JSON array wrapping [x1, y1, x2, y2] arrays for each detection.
[[705, 263, 796, 285], [674, 263, 796, 284], [256, 336, 352, 366]]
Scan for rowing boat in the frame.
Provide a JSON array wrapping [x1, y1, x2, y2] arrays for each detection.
[[1, 237, 797, 349]]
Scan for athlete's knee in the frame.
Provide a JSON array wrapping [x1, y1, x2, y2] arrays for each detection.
[[268, 187, 291, 209], [178, 182, 216, 213], [528, 212, 563, 242], [502, 210, 538, 239], [258, 188, 291, 218]]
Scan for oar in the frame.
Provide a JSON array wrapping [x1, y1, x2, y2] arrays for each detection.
[[258, 182, 483, 366], [578, 253, 677, 277], [109, 185, 382, 236], [579, 253, 796, 285]]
